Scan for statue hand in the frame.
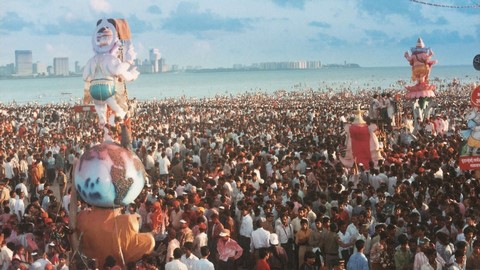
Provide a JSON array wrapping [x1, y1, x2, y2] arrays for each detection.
[[130, 67, 140, 80]]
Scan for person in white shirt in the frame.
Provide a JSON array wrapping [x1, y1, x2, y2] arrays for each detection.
[[250, 220, 271, 254], [180, 242, 199, 270], [14, 178, 28, 203], [62, 189, 71, 215], [238, 206, 253, 268], [157, 152, 171, 179], [165, 248, 188, 270], [145, 149, 155, 177], [193, 246, 214, 270], [0, 233, 12, 270], [166, 229, 181, 263], [193, 223, 208, 258], [3, 158, 14, 182], [14, 191, 26, 221]]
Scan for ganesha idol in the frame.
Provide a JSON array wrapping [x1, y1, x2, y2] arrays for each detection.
[[404, 37, 437, 98], [83, 18, 139, 140]]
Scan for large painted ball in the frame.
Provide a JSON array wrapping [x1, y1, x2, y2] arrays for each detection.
[[74, 142, 146, 208]]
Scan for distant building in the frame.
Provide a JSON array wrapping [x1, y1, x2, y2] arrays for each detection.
[[32, 61, 47, 75], [307, 61, 322, 69], [75, 61, 82, 74], [53, 57, 69, 76], [47, 66, 54, 76], [149, 49, 161, 73], [256, 60, 321, 70], [159, 58, 167, 72], [0, 64, 15, 77], [15, 50, 33, 76], [138, 59, 154, 73]]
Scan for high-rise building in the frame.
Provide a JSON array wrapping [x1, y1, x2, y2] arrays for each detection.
[[149, 49, 161, 73], [53, 57, 69, 76], [15, 50, 33, 76], [47, 66, 54, 76], [159, 58, 169, 72], [0, 64, 15, 77], [75, 61, 82, 74], [33, 61, 47, 75]]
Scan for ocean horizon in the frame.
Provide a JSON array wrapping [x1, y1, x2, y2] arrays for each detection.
[[0, 65, 478, 105]]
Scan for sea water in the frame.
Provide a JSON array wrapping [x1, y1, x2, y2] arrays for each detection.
[[0, 65, 478, 105]]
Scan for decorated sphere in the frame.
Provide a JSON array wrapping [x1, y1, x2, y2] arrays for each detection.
[[74, 142, 146, 208]]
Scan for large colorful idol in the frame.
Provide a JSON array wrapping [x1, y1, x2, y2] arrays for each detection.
[[404, 37, 437, 121], [74, 142, 154, 267], [404, 37, 437, 94], [460, 107, 480, 156], [83, 18, 139, 139], [340, 106, 381, 170]]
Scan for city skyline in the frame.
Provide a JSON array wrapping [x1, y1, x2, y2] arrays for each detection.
[[1, 0, 478, 69], [1, 48, 333, 77]]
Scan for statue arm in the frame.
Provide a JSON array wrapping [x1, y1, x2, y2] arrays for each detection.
[[106, 56, 139, 82]]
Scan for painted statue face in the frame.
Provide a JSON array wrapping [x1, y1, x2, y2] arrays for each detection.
[[92, 19, 119, 54], [96, 27, 114, 47]]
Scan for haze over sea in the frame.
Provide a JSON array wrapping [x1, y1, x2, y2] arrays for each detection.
[[0, 65, 478, 105]]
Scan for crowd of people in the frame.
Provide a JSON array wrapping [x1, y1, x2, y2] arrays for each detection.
[[0, 79, 477, 270]]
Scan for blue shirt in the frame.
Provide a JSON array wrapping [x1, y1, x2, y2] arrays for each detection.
[[347, 252, 369, 270]]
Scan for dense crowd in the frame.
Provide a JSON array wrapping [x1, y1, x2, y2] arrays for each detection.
[[0, 79, 477, 270]]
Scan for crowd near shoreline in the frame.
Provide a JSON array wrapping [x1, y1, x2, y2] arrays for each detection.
[[0, 79, 478, 270]]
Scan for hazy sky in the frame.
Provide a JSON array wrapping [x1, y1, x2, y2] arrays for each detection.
[[0, 0, 478, 68]]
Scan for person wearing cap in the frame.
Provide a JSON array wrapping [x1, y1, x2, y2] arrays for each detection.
[[178, 219, 194, 247], [191, 214, 206, 238], [217, 229, 243, 270]]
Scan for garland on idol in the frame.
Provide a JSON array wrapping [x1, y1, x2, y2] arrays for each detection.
[[410, 0, 480, 8]]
